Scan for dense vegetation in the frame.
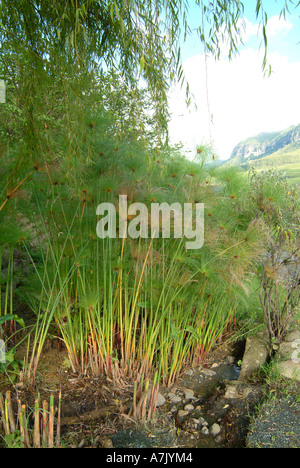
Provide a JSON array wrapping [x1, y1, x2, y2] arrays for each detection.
[[0, 0, 299, 402]]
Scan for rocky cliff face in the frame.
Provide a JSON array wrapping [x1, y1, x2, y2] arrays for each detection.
[[230, 124, 300, 162]]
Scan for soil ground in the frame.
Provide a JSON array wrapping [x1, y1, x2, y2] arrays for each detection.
[[1, 336, 299, 449], [0, 338, 255, 448]]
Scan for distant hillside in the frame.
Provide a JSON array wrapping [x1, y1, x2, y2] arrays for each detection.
[[225, 124, 300, 185]]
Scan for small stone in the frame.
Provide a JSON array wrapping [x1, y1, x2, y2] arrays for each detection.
[[190, 418, 201, 429], [184, 404, 195, 412], [201, 426, 209, 435], [168, 386, 177, 394], [148, 390, 166, 406], [210, 423, 221, 437], [225, 356, 235, 364], [211, 362, 219, 368], [198, 417, 208, 426], [183, 387, 195, 395], [285, 330, 300, 342], [169, 394, 182, 404], [182, 419, 197, 431], [177, 409, 189, 423], [183, 369, 194, 376], [224, 381, 253, 399], [277, 360, 300, 382], [201, 368, 216, 377], [156, 392, 166, 407], [184, 391, 196, 401], [101, 437, 113, 448], [278, 342, 295, 359]]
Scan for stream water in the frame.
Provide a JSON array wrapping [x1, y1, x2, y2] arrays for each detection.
[[111, 361, 244, 449]]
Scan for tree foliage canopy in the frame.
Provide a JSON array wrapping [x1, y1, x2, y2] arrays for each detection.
[[0, 1, 298, 170], [1, 1, 298, 118]]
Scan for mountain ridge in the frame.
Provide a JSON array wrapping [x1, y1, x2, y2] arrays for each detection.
[[224, 124, 300, 185], [230, 124, 300, 163]]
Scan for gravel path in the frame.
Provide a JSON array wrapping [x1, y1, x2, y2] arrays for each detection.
[[246, 394, 300, 448]]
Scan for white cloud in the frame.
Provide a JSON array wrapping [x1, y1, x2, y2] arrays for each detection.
[[237, 17, 259, 42], [237, 15, 293, 43], [266, 15, 293, 37], [168, 39, 300, 160]]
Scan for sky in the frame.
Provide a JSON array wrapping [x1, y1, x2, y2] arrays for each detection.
[[168, 1, 300, 160]]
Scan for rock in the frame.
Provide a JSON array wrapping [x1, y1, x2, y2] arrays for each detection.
[[183, 369, 194, 376], [190, 418, 201, 429], [182, 418, 199, 431], [278, 341, 295, 359], [182, 387, 194, 395], [277, 360, 300, 382], [184, 404, 195, 412], [284, 330, 300, 342], [210, 423, 221, 437], [183, 388, 195, 401], [201, 368, 216, 377], [224, 380, 254, 399], [147, 390, 166, 406], [225, 356, 235, 365], [167, 386, 177, 394], [156, 392, 166, 407], [177, 410, 189, 423], [211, 362, 219, 368], [198, 417, 208, 427], [201, 426, 209, 435], [184, 393, 195, 402], [238, 331, 269, 381], [146, 390, 164, 406], [276, 332, 300, 381], [101, 437, 114, 448], [169, 394, 182, 404], [231, 125, 300, 162]]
